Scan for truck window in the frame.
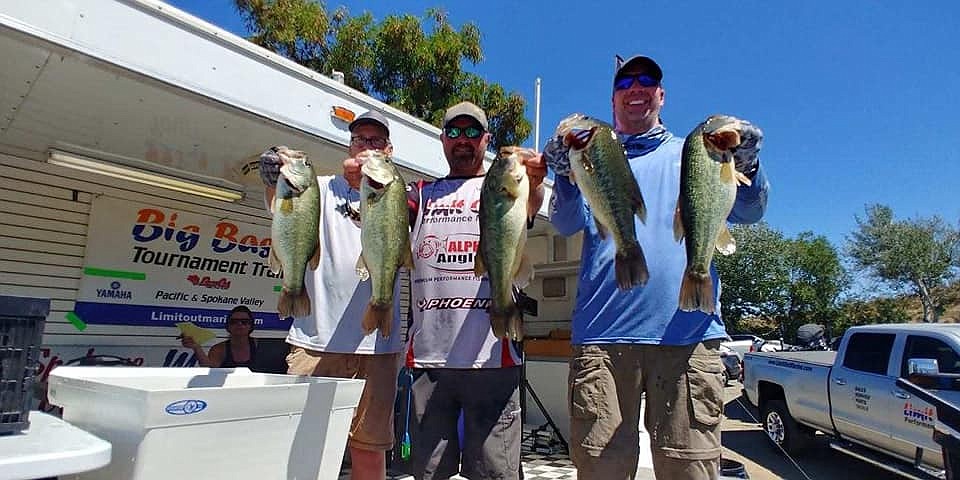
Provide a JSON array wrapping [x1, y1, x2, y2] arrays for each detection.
[[901, 335, 960, 375], [842, 332, 895, 375]]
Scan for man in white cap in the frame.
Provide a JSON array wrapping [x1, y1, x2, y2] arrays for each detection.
[[260, 110, 402, 480]]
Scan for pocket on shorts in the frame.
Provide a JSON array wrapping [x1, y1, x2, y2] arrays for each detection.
[[686, 355, 724, 427], [498, 398, 522, 472], [569, 353, 619, 452]]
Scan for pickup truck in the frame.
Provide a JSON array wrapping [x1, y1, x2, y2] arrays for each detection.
[[743, 323, 960, 479]]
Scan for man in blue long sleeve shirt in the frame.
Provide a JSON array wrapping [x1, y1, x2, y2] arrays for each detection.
[[543, 55, 770, 479]]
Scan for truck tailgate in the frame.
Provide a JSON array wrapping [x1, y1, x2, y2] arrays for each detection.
[[744, 351, 836, 433]]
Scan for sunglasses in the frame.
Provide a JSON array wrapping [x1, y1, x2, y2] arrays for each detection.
[[228, 318, 253, 325], [444, 125, 484, 140], [614, 74, 660, 91], [350, 135, 389, 149]]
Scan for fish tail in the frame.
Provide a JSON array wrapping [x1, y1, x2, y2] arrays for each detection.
[[362, 302, 392, 338], [615, 243, 649, 290], [678, 270, 715, 314], [278, 287, 312, 319], [489, 303, 523, 341], [506, 306, 524, 342], [490, 302, 520, 338]]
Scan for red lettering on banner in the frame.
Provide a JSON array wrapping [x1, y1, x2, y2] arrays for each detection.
[[214, 222, 239, 243]]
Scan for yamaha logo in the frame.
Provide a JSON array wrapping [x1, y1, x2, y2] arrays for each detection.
[[97, 281, 132, 299]]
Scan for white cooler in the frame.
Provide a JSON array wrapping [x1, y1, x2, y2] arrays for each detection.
[[48, 367, 365, 480]]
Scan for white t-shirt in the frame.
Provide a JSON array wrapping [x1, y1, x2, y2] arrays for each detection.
[[405, 176, 522, 368], [285, 175, 403, 354]]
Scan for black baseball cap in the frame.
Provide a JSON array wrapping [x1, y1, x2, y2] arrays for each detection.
[[614, 55, 663, 83], [348, 110, 390, 136]]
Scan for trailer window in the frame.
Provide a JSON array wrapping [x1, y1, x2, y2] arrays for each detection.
[[901, 335, 960, 376], [842, 332, 895, 375]]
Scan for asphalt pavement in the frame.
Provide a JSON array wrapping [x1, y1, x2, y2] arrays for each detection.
[[722, 382, 905, 480]]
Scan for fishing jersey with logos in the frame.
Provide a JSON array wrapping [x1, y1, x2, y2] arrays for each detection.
[[405, 176, 522, 369], [285, 175, 402, 354], [549, 135, 770, 346]]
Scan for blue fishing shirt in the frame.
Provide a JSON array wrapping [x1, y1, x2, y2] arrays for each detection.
[[548, 135, 769, 346]]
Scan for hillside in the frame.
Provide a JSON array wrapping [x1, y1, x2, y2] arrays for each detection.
[[738, 281, 960, 339], [899, 281, 960, 323]]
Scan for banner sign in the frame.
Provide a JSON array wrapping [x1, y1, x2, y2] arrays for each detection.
[[74, 196, 290, 330]]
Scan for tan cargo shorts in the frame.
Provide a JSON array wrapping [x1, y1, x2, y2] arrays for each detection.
[[568, 341, 724, 479], [286, 346, 401, 452]]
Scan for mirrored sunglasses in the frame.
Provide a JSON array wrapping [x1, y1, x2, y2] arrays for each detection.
[[614, 74, 660, 91], [444, 126, 484, 139]]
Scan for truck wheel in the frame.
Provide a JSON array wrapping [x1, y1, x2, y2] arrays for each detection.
[[762, 399, 811, 454], [722, 369, 730, 386]]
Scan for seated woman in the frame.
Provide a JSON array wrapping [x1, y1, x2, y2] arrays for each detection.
[[181, 306, 258, 368]]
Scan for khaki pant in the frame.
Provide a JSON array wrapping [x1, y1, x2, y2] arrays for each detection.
[[568, 341, 724, 480], [286, 347, 401, 451]]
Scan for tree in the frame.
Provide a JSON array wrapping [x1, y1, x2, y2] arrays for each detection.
[[779, 232, 849, 340], [235, 0, 531, 150], [847, 204, 960, 322], [716, 224, 849, 341], [715, 222, 791, 331], [835, 296, 909, 335], [784, 232, 849, 325]]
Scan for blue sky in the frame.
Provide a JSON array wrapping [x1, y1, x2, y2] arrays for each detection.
[[169, 0, 960, 255]]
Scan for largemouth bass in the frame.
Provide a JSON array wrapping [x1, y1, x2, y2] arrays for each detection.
[[674, 115, 752, 313], [356, 150, 413, 338], [476, 146, 535, 340], [269, 148, 320, 319], [557, 113, 649, 289]]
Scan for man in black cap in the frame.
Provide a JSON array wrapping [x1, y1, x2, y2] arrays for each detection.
[[542, 55, 771, 479], [260, 110, 402, 480]]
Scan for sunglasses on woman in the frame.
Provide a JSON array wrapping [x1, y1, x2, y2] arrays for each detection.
[[444, 125, 484, 139], [228, 317, 253, 325], [614, 74, 660, 91]]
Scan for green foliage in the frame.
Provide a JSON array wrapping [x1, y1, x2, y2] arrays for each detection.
[[235, 0, 332, 68], [716, 223, 848, 338], [834, 296, 910, 336], [782, 232, 850, 334], [235, 1, 530, 150], [715, 222, 789, 330], [847, 204, 960, 322]]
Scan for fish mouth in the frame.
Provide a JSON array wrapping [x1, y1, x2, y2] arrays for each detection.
[[279, 165, 311, 193], [280, 175, 308, 193], [499, 146, 520, 159], [703, 116, 743, 152], [361, 164, 395, 187], [563, 127, 596, 150], [554, 113, 592, 138], [499, 146, 536, 161], [358, 150, 395, 186], [705, 129, 741, 152]]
